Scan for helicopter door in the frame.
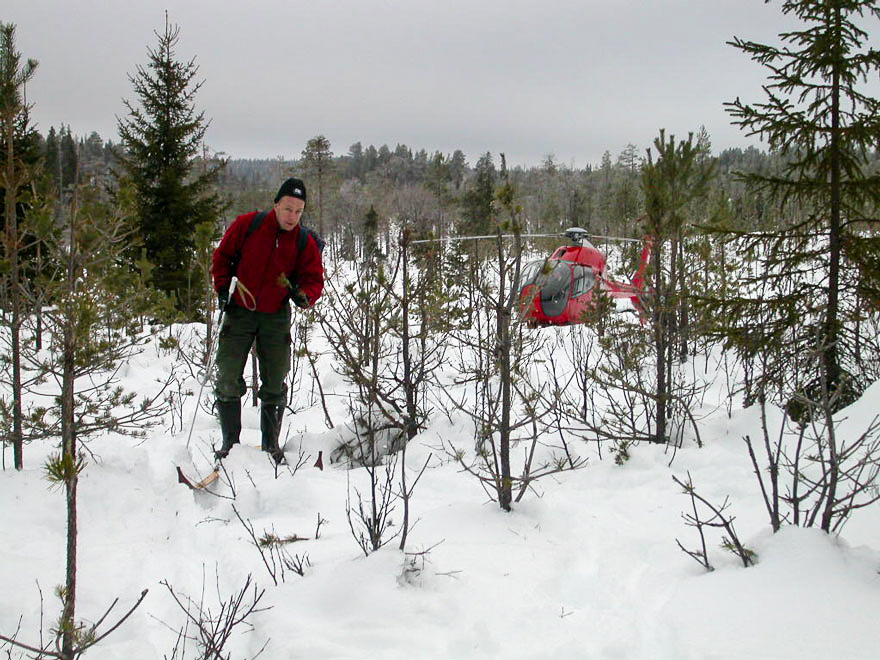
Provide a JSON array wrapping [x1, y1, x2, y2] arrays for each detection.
[[571, 265, 596, 297]]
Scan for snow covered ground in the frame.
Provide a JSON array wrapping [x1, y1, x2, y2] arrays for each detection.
[[2, 321, 880, 660]]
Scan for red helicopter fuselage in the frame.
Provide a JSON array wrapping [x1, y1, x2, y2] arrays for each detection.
[[519, 238, 650, 326]]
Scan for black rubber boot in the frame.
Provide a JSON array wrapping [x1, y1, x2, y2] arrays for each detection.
[[261, 404, 286, 464], [215, 399, 241, 460]]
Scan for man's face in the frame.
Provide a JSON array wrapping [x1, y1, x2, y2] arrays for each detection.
[[275, 196, 305, 231]]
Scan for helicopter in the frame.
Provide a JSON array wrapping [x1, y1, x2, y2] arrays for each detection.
[[409, 226, 652, 327], [517, 227, 652, 327]]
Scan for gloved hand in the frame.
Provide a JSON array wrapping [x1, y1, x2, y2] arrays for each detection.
[[218, 289, 229, 311], [290, 287, 309, 309]]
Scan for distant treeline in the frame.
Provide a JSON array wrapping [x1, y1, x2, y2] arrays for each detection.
[[33, 124, 880, 250]]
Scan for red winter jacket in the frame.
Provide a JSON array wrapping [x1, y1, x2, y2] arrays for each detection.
[[212, 209, 324, 314]]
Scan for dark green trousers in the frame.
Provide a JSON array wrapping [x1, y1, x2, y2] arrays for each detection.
[[215, 303, 292, 406]]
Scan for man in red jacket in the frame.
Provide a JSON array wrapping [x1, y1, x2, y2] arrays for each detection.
[[211, 177, 324, 463]]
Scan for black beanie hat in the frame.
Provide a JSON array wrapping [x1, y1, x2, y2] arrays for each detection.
[[275, 177, 307, 203]]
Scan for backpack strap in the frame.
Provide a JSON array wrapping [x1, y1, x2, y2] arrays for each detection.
[[298, 224, 325, 254], [229, 210, 268, 276], [245, 210, 268, 242], [285, 225, 325, 305]]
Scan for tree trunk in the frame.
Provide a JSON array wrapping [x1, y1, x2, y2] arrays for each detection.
[[4, 112, 24, 470], [678, 239, 689, 362], [61, 320, 78, 660], [496, 231, 514, 511], [400, 237, 418, 441], [820, 6, 843, 532], [824, 6, 843, 394], [60, 186, 79, 660], [653, 239, 668, 444], [35, 242, 43, 350]]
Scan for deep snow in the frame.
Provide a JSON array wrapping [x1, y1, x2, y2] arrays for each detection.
[[2, 321, 880, 660]]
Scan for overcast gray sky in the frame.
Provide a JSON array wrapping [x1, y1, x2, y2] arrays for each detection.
[[7, 0, 806, 168]]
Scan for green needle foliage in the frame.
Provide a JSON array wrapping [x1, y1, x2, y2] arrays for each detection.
[[116, 14, 225, 320], [720, 0, 880, 415]]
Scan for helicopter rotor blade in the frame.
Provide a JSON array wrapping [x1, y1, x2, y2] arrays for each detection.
[[409, 232, 561, 245], [408, 230, 643, 245], [587, 235, 643, 244]]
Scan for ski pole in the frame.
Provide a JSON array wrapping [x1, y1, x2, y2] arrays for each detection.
[[185, 279, 234, 450]]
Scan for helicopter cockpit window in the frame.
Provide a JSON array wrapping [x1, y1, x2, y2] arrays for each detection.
[[571, 266, 596, 297], [518, 260, 543, 289], [538, 260, 571, 317]]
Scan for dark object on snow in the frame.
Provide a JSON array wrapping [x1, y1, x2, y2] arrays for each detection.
[[215, 399, 241, 460], [261, 404, 286, 464], [785, 370, 862, 427], [314, 450, 324, 470]]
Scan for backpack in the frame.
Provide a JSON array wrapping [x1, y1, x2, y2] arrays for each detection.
[[229, 210, 325, 276]]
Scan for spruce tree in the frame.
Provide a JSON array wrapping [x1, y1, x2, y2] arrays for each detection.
[[346, 141, 364, 179], [59, 127, 77, 191], [448, 149, 467, 190], [363, 204, 380, 259], [44, 126, 60, 195], [724, 0, 880, 412], [455, 153, 496, 325], [460, 152, 496, 236], [301, 135, 334, 237], [116, 15, 224, 319]]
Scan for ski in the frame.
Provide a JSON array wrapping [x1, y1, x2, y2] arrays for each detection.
[[176, 465, 220, 490]]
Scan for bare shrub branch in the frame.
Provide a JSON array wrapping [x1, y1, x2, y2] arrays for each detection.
[[673, 472, 755, 570]]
